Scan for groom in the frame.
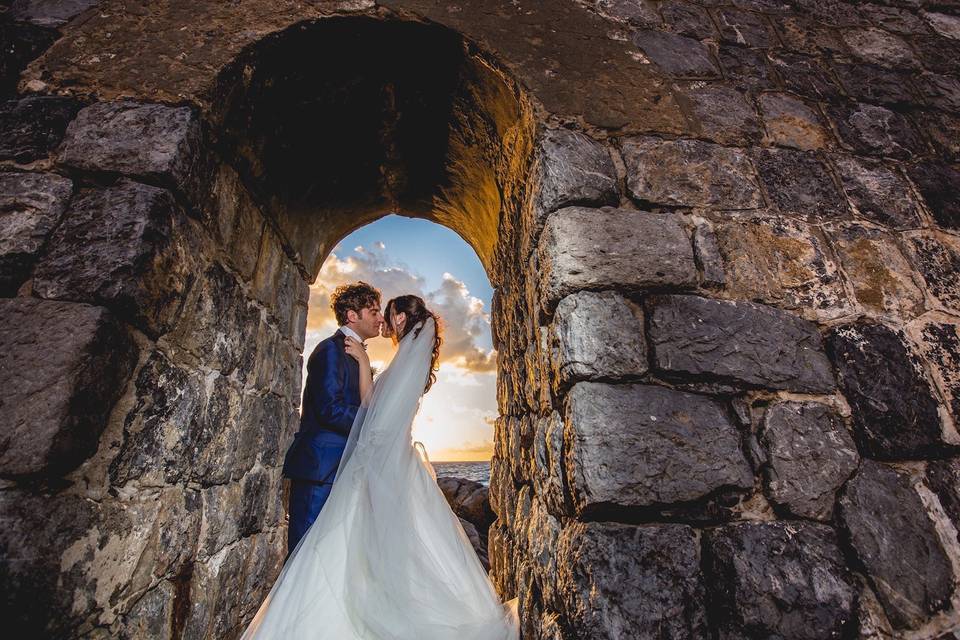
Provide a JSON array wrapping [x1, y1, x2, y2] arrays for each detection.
[[282, 281, 383, 554]]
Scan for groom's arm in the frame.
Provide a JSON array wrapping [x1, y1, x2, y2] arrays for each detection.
[[309, 340, 360, 436]]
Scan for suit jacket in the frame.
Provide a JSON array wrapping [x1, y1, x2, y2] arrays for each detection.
[[282, 330, 361, 482]]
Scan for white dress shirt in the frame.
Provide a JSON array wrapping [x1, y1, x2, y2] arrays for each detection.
[[338, 325, 366, 349]]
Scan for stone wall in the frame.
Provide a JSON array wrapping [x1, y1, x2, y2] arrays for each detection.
[[2, 1, 960, 639]]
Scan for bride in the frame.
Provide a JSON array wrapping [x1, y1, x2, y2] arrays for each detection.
[[241, 294, 519, 639]]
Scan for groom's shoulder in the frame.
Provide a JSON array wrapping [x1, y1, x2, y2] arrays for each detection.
[[308, 331, 344, 359]]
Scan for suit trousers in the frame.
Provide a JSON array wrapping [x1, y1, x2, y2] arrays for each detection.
[[287, 479, 334, 556]]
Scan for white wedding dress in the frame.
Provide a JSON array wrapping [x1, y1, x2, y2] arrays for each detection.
[[241, 317, 519, 639]]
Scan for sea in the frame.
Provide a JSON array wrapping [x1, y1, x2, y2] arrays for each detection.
[[431, 461, 491, 486]]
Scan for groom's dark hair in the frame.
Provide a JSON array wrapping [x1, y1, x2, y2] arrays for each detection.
[[331, 281, 381, 325]]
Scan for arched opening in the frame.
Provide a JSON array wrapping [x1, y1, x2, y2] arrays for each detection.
[[205, 15, 533, 280]]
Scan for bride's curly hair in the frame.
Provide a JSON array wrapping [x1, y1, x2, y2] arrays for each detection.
[[385, 294, 442, 393]]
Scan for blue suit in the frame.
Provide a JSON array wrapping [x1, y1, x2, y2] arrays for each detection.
[[282, 329, 361, 554]]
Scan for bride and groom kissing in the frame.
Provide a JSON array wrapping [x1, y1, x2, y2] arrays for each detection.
[[242, 282, 519, 639]]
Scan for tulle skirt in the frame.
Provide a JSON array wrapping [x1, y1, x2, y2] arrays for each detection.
[[240, 441, 519, 640]]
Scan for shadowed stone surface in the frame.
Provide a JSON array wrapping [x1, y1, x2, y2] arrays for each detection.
[[57, 100, 203, 198], [715, 7, 776, 48], [547, 290, 647, 391], [557, 521, 708, 639], [646, 294, 836, 392], [621, 136, 762, 208], [758, 401, 859, 521], [0, 96, 82, 162], [753, 147, 848, 220], [0, 171, 73, 295], [564, 382, 753, 517], [0, 18, 57, 97], [0, 297, 137, 476], [839, 460, 953, 630], [630, 30, 719, 78], [9, 0, 101, 28], [704, 522, 858, 640], [907, 162, 960, 230], [926, 457, 960, 543], [832, 62, 918, 106], [536, 207, 697, 312], [0, 488, 201, 639], [832, 155, 921, 229], [825, 322, 950, 459], [32, 179, 201, 338]]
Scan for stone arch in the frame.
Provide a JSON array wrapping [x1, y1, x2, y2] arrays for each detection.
[[2, 2, 960, 640]]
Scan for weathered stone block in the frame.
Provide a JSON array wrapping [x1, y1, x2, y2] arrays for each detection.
[[0, 488, 198, 637], [557, 521, 708, 639], [718, 44, 776, 91], [918, 72, 960, 113], [831, 155, 921, 229], [759, 93, 831, 151], [0, 170, 73, 295], [646, 294, 836, 393], [907, 161, 960, 230], [33, 179, 200, 338], [827, 102, 925, 160], [768, 52, 842, 101], [564, 382, 753, 516], [828, 222, 925, 318], [704, 522, 858, 639], [916, 322, 960, 425], [912, 35, 960, 75], [926, 457, 960, 542], [712, 213, 853, 321], [57, 100, 203, 196], [594, 0, 660, 28], [825, 322, 950, 459], [839, 460, 953, 630], [661, 1, 715, 39], [676, 83, 761, 145], [8, 0, 100, 28], [753, 147, 848, 220], [0, 95, 82, 162], [0, 297, 136, 477], [714, 7, 775, 48], [917, 109, 960, 161], [536, 207, 697, 312], [692, 218, 725, 288], [532, 128, 619, 223], [832, 62, 917, 106], [925, 12, 960, 41], [110, 351, 204, 487], [547, 290, 647, 390], [631, 30, 719, 78], [759, 401, 859, 521], [843, 27, 918, 68], [774, 16, 849, 56], [621, 136, 761, 208], [532, 411, 567, 518], [904, 231, 960, 313]]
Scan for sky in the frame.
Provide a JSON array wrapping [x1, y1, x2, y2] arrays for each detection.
[[300, 214, 497, 462]]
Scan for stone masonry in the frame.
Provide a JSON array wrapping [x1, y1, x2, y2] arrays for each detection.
[[1, 1, 960, 639]]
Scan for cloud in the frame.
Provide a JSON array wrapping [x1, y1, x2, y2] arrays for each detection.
[[306, 243, 497, 373]]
